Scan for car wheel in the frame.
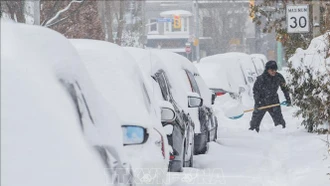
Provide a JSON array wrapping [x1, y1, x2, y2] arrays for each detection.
[[199, 143, 209, 154]]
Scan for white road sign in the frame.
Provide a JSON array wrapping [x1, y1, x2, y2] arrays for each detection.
[[286, 5, 309, 33]]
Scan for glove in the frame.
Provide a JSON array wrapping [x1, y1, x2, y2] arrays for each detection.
[[286, 100, 291, 106]]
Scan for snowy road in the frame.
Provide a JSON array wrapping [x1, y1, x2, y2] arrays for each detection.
[[166, 103, 330, 186]]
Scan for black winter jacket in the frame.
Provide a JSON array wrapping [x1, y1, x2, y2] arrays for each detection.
[[253, 71, 290, 106]]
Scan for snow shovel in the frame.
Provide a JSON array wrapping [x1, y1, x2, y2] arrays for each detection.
[[228, 101, 289, 120]]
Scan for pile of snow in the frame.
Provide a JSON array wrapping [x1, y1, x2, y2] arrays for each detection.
[[1, 21, 108, 186], [289, 32, 330, 79], [288, 32, 330, 108]]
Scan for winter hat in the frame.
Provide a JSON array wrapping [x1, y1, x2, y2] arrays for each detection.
[[265, 60, 278, 70]]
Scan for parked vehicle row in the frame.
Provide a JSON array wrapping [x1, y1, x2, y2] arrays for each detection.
[[2, 21, 219, 186]]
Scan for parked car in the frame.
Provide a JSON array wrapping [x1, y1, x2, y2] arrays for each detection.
[[71, 39, 173, 185], [153, 51, 218, 154], [125, 47, 196, 171], [182, 61, 219, 153], [151, 50, 217, 155], [195, 62, 235, 98], [1, 22, 130, 186], [199, 53, 253, 98]]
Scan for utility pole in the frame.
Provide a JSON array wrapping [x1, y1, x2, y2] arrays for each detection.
[[195, 0, 200, 62], [33, 0, 40, 25], [312, 1, 321, 37]]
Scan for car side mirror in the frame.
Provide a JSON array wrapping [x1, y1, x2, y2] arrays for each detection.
[[188, 95, 203, 108], [160, 101, 176, 123], [122, 125, 148, 145]]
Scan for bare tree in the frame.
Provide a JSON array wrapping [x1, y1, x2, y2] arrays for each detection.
[[1, 1, 25, 22], [40, 0, 104, 40]]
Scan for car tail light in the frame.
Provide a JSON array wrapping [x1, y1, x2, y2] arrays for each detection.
[[154, 128, 165, 159], [169, 154, 175, 160], [216, 92, 226, 96]]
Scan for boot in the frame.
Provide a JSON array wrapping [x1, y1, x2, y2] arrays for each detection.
[[249, 127, 259, 133]]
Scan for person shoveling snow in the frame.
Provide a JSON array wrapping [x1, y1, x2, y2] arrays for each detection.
[[249, 61, 291, 132]]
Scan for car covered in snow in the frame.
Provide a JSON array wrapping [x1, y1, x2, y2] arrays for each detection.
[[71, 39, 172, 185], [150, 50, 218, 155], [198, 53, 255, 99], [1, 22, 132, 186], [125, 47, 196, 172], [181, 61, 219, 154]]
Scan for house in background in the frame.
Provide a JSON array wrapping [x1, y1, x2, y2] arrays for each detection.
[[144, 1, 211, 61], [144, 0, 275, 61]]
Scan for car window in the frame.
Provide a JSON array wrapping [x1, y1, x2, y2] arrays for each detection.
[[74, 81, 95, 125], [185, 70, 200, 94], [59, 79, 95, 131], [179, 69, 193, 92], [155, 71, 171, 101]]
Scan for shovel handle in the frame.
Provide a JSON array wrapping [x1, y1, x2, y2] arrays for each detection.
[[244, 103, 281, 113]]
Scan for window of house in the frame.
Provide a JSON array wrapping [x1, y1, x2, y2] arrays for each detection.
[[165, 17, 189, 33], [149, 18, 158, 33]]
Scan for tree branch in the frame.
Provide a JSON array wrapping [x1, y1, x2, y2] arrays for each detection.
[[44, 0, 84, 27], [47, 0, 85, 28]]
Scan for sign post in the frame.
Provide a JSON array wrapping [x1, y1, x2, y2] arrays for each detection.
[[286, 5, 310, 33]]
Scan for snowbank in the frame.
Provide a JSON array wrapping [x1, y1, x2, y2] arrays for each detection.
[[288, 32, 330, 130]]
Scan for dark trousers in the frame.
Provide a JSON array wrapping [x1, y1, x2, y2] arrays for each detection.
[[250, 106, 286, 129]]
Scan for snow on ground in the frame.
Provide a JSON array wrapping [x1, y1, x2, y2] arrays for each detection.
[[166, 72, 330, 186]]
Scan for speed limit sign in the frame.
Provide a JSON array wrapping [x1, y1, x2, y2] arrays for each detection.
[[286, 5, 309, 33]]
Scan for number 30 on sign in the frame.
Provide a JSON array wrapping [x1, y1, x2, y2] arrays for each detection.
[[286, 5, 309, 33]]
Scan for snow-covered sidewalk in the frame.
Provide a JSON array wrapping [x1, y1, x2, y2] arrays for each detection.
[[167, 103, 330, 186]]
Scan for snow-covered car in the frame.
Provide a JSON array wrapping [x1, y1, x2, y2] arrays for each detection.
[[198, 53, 253, 98], [125, 47, 196, 171], [1, 22, 131, 186], [251, 54, 268, 75], [182, 61, 219, 154], [151, 50, 213, 155], [151, 50, 218, 155], [71, 39, 172, 185]]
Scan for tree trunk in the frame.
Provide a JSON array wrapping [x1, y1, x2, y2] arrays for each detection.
[[115, 0, 125, 45]]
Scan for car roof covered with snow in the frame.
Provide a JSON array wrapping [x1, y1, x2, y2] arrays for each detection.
[[71, 39, 155, 128], [1, 21, 124, 150], [1, 21, 109, 186]]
